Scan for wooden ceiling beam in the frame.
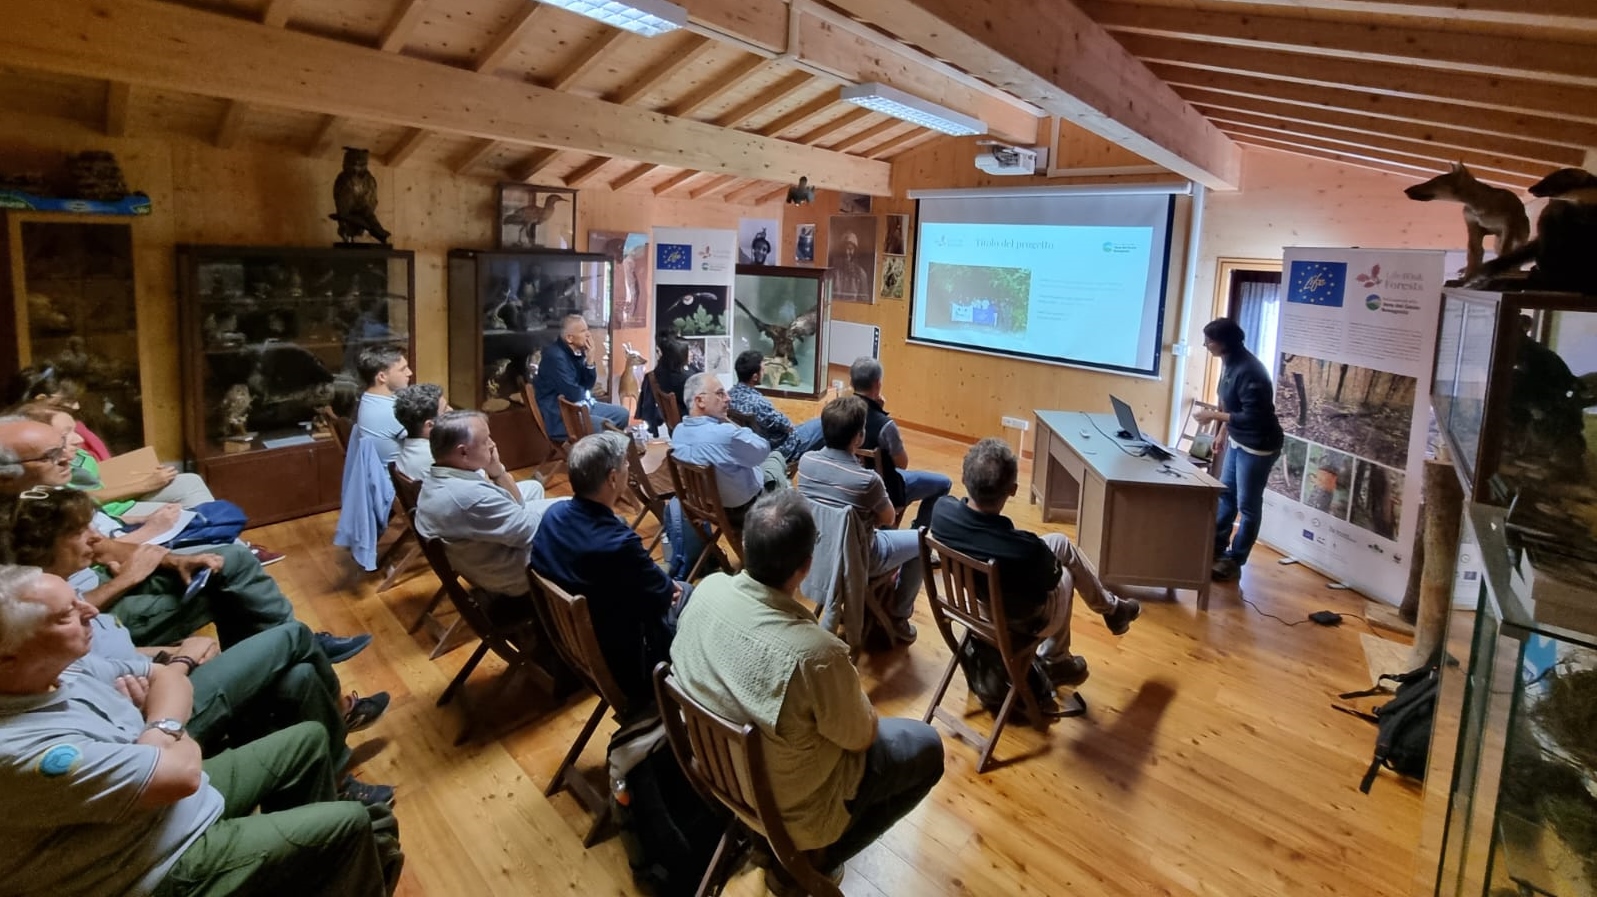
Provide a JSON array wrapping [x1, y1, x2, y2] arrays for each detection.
[[1212, 118, 1551, 181], [451, 137, 499, 175], [547, 29, 629, 92], [563, 156, 614, 188], [667, 56, 772, 119], [713, 72, 813, 129], [259, 0, 297, 29], [757, 91, 840, 138], [828, 119, 908, 154], [473, 5, 544, 74], [508, 148, 560, 183], [384, 129, 431, 168], [755, 183, 790, 205], [104, 82, 131, 137], [689, 174, 741, 199], [0, 0, 891, 195], [865, 127, 934, 159], [1182, 89, 1586, 169], [1120, 34, 1597, 125], [655, 170, 710, 196], [214, 100, 249, 148], [378, 0, 429, 53], [724, 180, 776, 204], [1151, 64, 1597, 150], [1080, 1, 1597, 88], [797, 108, 873, 146], [821, 0, 1240, 188], [1114, 0, 1597, 35], [609, 34, 717, 106], [608, 163, 657, 191], [306, 114, 343, 157], [1225, 131, 1538, 190]]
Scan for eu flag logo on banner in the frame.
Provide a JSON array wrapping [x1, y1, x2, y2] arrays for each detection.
[[1287, 260, 1346, 307], [656, 244, 692, 271]]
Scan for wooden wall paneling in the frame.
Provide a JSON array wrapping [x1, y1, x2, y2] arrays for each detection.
[[1109, 0, 1597, 36], [104, 82, 131, 136], [1212, 118, 1551, 182], [1226, 132, 1537, 190]]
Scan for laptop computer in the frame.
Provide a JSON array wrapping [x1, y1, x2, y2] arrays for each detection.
[[1108, 395, 1173, 460]]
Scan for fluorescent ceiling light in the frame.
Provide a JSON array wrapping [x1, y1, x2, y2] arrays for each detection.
[[839, 82, 987, 137], [540, 0, 686, 37]]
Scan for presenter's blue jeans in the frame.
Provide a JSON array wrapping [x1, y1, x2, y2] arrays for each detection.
[[899, 469, 952, 529], [1214, 445, 1279, 566]]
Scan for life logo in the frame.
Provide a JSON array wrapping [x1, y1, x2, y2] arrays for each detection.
[[1357, 264, 1382, 310], [1287, 260, 1346, 307]]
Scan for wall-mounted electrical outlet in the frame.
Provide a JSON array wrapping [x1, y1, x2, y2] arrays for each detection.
[[1000, 416, 1029, 431]]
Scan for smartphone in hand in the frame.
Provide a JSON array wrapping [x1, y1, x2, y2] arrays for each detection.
[[183, 567, 212, 600]]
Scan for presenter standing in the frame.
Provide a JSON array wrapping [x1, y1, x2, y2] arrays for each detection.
[[1196, 318, 1284, 582]]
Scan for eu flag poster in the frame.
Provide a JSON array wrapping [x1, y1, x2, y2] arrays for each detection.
[[1286, 259, 1347, 307]]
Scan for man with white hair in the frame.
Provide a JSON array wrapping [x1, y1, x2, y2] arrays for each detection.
[[534, 313, 631, 443], [0, 565, 392, 897]]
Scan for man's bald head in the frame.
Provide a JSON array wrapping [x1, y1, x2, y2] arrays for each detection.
[[0, 417, 72, 493]]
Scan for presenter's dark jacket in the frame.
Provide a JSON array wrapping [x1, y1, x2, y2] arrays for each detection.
[[1217, 348, 1284, 454], [529, 496, 676, 711], [929, 496, 1061, 623], [534, 338, 596, 442]]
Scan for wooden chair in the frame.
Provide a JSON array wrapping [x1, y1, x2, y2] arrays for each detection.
[[730, 407, 799, 480], [666, 453, 744, 580], [418, 534, 573, 744], [646, 371, 683, 431], [918, 529, 1084, 773], [853, 446, 906, 527], [802, 497, 905, 658], [320, 406, 354, 454], [1177, 399, 1228, 473], [528, 568, 632, 848], [389, 465, 471, 658], [654, 663, 845, 897], [557, 395, 597, 443], [625, 437, 674, 555], [374, 462, 424, 593], [519, 382, 569, 482]]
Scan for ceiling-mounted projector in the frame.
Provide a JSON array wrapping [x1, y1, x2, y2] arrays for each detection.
[[974, 142, 1045, 176]]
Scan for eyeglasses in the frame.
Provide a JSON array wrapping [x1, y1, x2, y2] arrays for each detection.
[[17, 441, 70, 465]]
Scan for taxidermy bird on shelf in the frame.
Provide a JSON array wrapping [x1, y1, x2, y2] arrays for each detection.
[[786, 176, 814, 205], [501, 194, 568, 248], [329, 148, 391, 244]]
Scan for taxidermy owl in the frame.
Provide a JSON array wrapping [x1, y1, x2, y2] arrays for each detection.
[[329, 148, 392, 244], [786, 176, 814, 205]]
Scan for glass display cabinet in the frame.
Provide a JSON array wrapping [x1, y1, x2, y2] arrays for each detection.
[[447, 248, 611, 469], [731, 264, 831, 400], [1426, 504, 1597, 897], [176, 245, 414, 525], [2, 212, 145, 453]]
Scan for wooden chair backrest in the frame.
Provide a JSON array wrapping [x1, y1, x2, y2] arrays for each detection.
[[558, 395, 596, 443], [520, 381, 566, 459], [626, 437, 669, 504], [388, 463, 423, 516], [667, 452, 744, 561], [853, 446, 905, 525], [322, 407, 354, 454], [726, 407, 757, 430], [418, 533, 534, 662], [653, 664, 841, 897], [918, 529, 1020, 661], [1178, 399, 1227, 467], [646, 372, 683, 430], [528, 568, 629, 716]]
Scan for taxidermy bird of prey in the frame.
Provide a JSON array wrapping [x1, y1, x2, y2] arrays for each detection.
[[786, 176, 815, 205], [329, 147, 392, 244], [735, 298, 819, 364], [501, 194, 569, 247]]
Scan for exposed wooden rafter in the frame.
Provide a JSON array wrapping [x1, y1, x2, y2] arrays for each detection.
[[828, 119, 908, 154], [306, 115, 343, 157], [1103, 0, 1597, 36], [655, 170, 710, 196], [508, 148, 560, 183], [865, 127, 933, 159], [378, 0, 429, 52], [724, 180, 777, 204], [563, 156, 614, 188], [795, 108, 872, 146], [1228, 132, 1537, 190], [384, 129, 431, 168], [689, 174, 740, 199], [259, 0, 297, 29], [474, 5, 544, 74], [609, 35, 717, 106], [451, 138, 499, 175], [754, 183, 790, 205], [667, 57, 771, 118], [713, 73, 814, 129], [213, 100, 249, 148], [548, 29, 629, 92], [608, 163, 657, 191], [1212, 118, 1548, 181], [103, 82, 130, 137], [757, 92, 840, 137]]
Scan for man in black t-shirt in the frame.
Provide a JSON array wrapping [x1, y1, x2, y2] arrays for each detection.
[[929, 438, 1140, 685]]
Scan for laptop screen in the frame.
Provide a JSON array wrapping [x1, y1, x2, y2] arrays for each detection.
[[1108, 395, 1142, 442]]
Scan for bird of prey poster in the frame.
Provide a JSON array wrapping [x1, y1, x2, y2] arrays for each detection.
[[731, 267, 829, 398]]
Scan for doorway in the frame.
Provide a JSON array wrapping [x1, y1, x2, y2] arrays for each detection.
[[1204, 258, 1282, 401]]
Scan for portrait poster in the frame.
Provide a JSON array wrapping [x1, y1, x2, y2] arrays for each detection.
[[883, 214, 908, 256], [738, 217, 780, 265], [827, 215, 878, 304], [588, 230, 650, 329], [653, 226, 738, 381], [794, 224, 816, 264], [497, 183, 575, 250]]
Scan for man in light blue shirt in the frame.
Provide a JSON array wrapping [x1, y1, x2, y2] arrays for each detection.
[[353, 346, 412, 465]]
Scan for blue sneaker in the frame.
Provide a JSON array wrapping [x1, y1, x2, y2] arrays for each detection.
[[316, 631, 372, 664]]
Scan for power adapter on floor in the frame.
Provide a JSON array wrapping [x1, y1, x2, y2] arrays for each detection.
[[1308, 610, 1344, 626]]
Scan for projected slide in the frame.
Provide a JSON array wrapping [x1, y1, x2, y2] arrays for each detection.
[[911, 222, 1156, 371]]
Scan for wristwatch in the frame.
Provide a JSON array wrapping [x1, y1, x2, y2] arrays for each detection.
[[144, 718, 186, 740]]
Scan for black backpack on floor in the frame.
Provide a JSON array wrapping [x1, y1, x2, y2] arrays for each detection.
[[1338, 659, 1440, 793], [610, 715, 729, 896]]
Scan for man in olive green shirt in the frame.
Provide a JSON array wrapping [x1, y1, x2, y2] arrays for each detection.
[[669, 491, 943, 895]]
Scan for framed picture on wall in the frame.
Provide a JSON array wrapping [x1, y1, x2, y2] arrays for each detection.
[[497, 184, 576, 250], [589, 230, 651, 328], [880, 256, 906, 300], [827, 215, 878, 304], [883, 214, 907, 256], [794, 224, 816, 263], [732, 264, 830, 399]]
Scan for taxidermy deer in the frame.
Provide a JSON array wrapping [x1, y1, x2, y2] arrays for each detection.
[[1473, 167, 1597, 294], [618, 343, 647, 412], [1404, 162, 1529, 280]]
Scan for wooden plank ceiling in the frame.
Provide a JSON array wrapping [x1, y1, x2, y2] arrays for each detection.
[[0, 0, 1591, 197]]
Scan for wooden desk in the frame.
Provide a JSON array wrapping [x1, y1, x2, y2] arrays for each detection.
[[1031, 410, 1225, 610]]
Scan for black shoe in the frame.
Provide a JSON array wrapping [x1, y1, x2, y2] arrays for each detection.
[[316, 632, 372, 664], [339, 774, 395, 808], [1211, 557, 1240, 582], [1042, 654, 1090, 688], [344, 691, 391, 732], [1102, 597, 1141, 636]]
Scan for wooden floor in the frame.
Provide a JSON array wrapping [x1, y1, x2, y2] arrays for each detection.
[[252, 428, 1423, 897]]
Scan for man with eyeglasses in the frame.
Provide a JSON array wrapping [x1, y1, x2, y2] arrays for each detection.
[[0, 416, 371, 660]]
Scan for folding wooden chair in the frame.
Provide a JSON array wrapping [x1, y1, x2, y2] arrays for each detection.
[[389, 465, 470, 658], [802, 497, 906, 657], [666, 452, 744, 580], [853, 446, 906, 527], [1177, 399, 1228, 473], [730, 407, 798, 480], [519, 382, 569, 482], [624, 437, 674, 555], [646, 371, 683, 431], [918, 530, 1085, 773], [654, 663, 844, 897], [527, 568, 637, 847], [419, 534, 573, 744], [320, 406, 354, 454], [375, 463, 424, 593]]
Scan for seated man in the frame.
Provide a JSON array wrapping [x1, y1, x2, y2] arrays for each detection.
[[354, 345, 413, 465], [529, 432, 685, 712], [667, 372, 789, 578], [850, 357, 951, 529], [669, 492, 944, 896], [0, 567, 394, 897], [534, 314, 630, 443], [0, 415, 371, 660], [796, 396, 923, 642], [727, 350, 824, 464], [414, 410, 563, 599], [929, 438, 1140, 686], [392, 382, 448, 482]]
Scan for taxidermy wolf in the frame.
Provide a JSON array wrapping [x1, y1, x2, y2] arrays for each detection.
[[1473, 167, 1597, 295], [1404, 162, 1528, 281]]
